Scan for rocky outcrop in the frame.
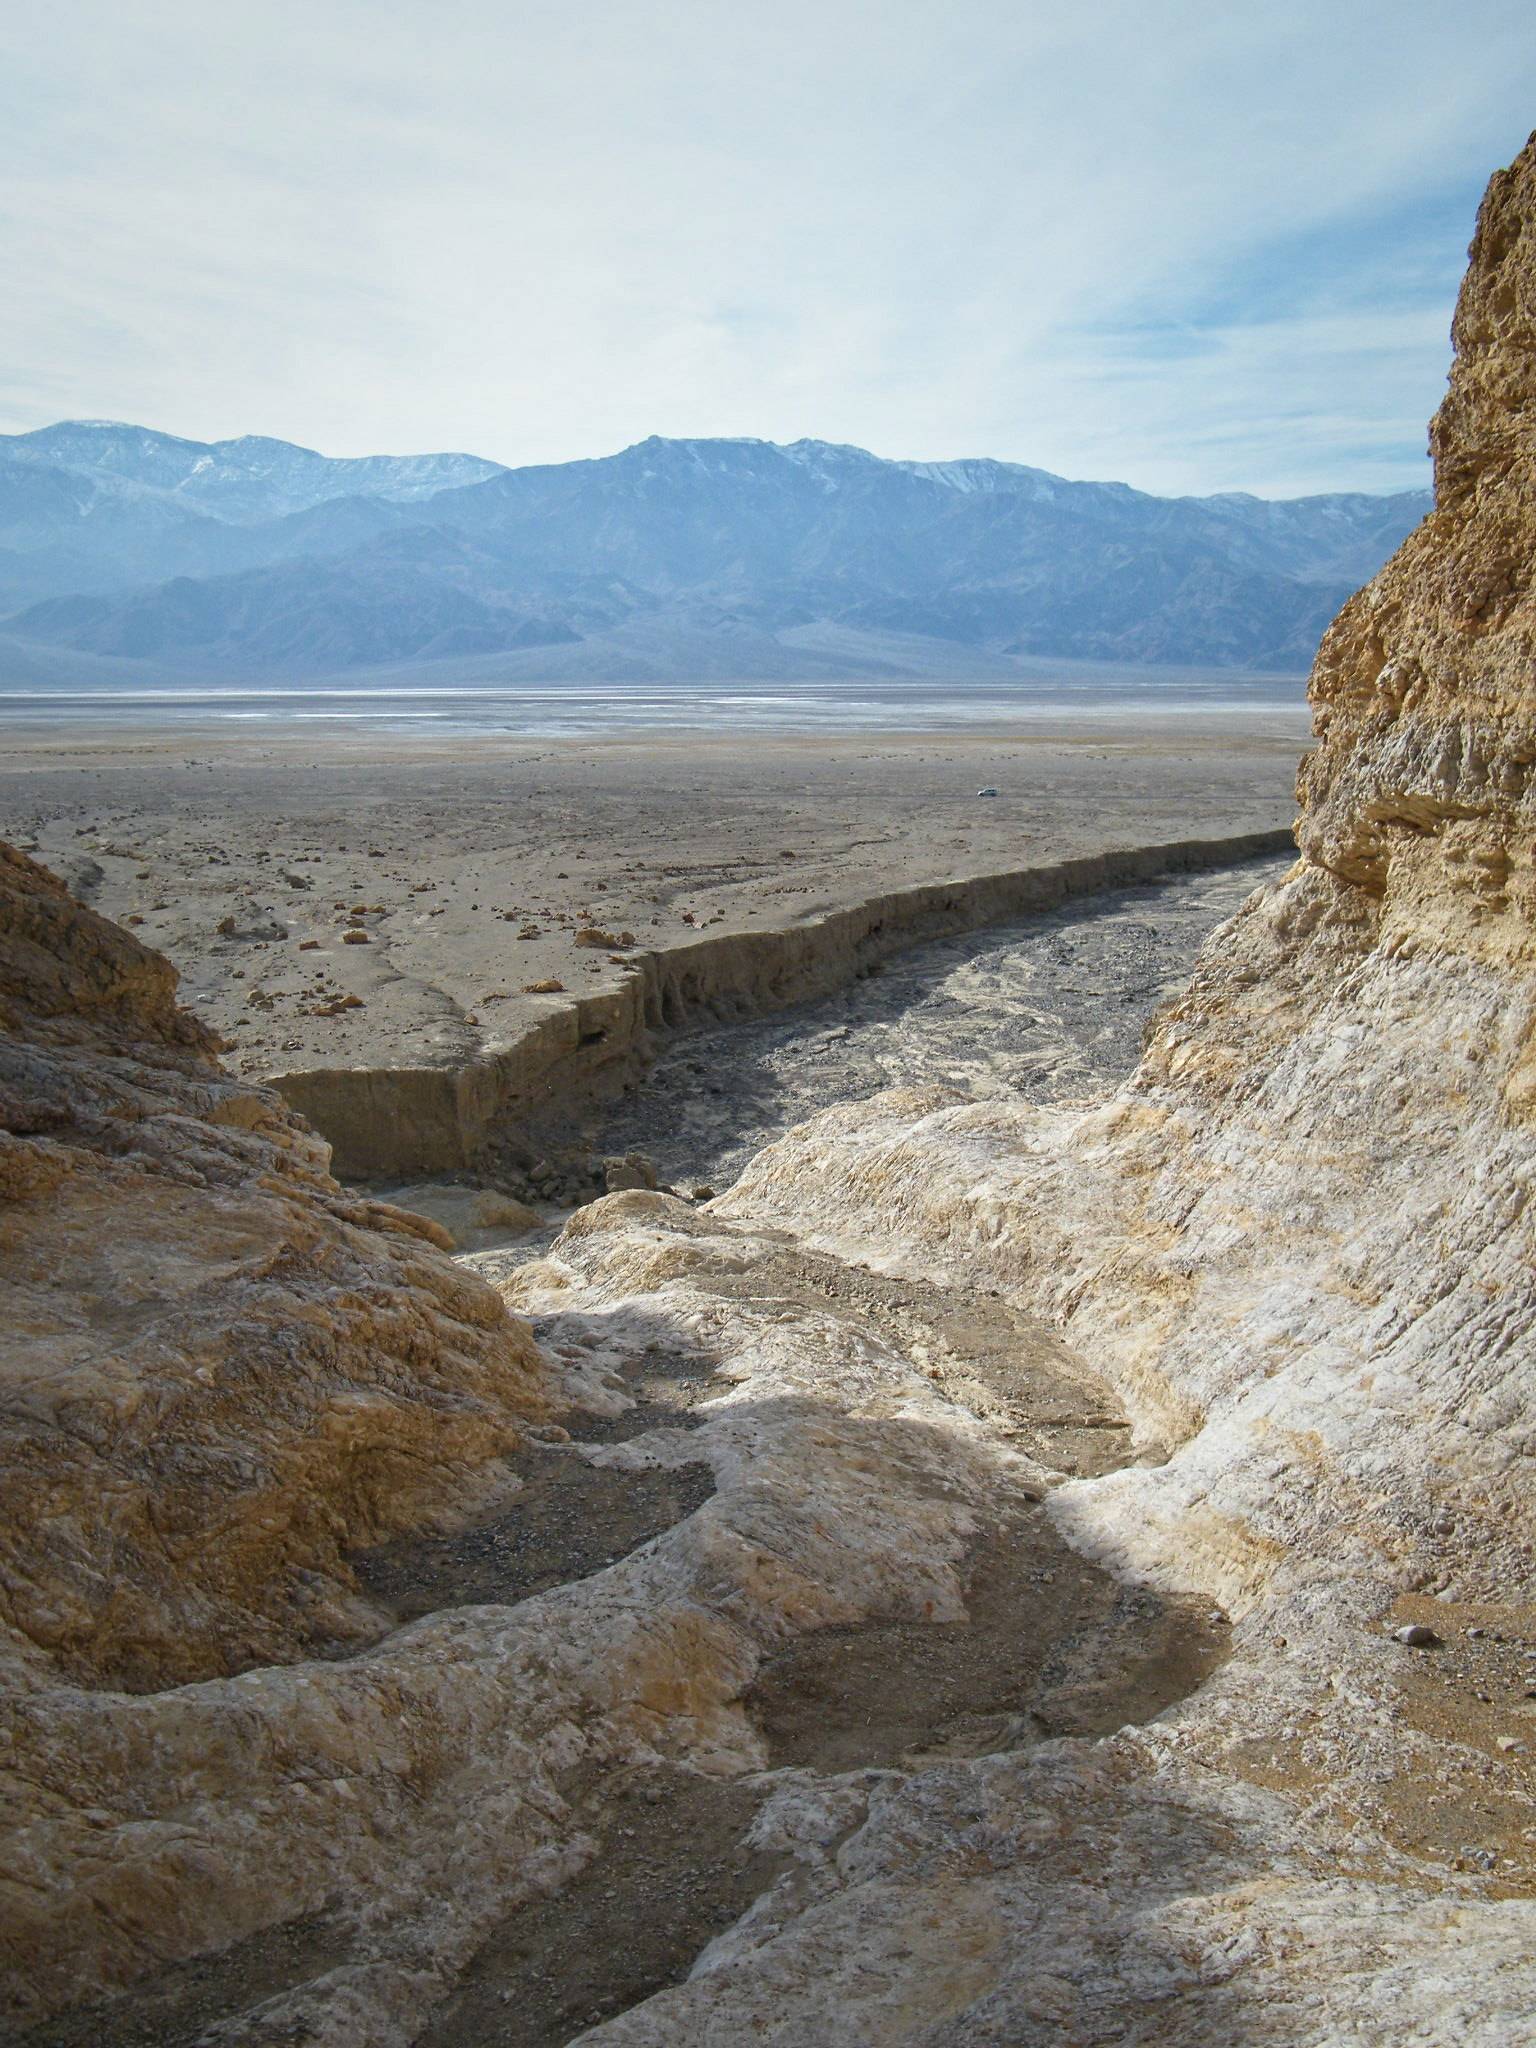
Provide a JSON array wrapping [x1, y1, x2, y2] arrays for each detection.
[[0, 842, 548, 1691], [0, 852, 1132, 2040]]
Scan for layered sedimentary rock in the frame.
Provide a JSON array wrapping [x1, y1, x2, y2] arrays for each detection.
[[0, 841, 549, 1692]]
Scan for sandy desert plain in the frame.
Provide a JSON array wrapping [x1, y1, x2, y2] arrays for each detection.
[[0, 701, 1309, 1198]]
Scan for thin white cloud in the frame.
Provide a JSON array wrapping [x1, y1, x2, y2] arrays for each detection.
[[1, 0, 1532, 493]]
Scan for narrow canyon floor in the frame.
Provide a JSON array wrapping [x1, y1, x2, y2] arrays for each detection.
[[580, 854, 1292, 1196], [12, 848, 1529, 2048], [400, 854, 1290, 1275], [11, 855, 1275, 2048], [15, 1236, 1226, 2048]]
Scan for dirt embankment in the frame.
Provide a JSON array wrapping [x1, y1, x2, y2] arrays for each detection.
[[274, 826, 1292, 1181]]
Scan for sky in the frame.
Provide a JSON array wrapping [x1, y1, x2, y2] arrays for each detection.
[[2, 1, 1533, 499]]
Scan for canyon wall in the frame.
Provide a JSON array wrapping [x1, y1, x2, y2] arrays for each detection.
[[571, 137, 1536, 2043]]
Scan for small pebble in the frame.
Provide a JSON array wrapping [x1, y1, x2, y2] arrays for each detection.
[[1392, 1624, 1441, 1648]]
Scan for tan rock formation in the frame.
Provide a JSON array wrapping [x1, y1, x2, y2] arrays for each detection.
[[0, 842, 549, 1692], [0, 852, 1123, 2038]]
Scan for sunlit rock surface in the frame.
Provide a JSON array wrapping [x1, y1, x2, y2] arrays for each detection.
[[0, 841, 550, 1693]]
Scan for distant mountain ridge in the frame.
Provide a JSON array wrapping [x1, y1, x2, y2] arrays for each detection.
[[0, 420, 1431, 679], [0, 422, 506, 617], [1, 420, 504, 522]]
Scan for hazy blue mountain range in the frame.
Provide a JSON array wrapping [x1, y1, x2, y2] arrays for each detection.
[[0, 423, 503, 607], [0, 421, 1431, 679]]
